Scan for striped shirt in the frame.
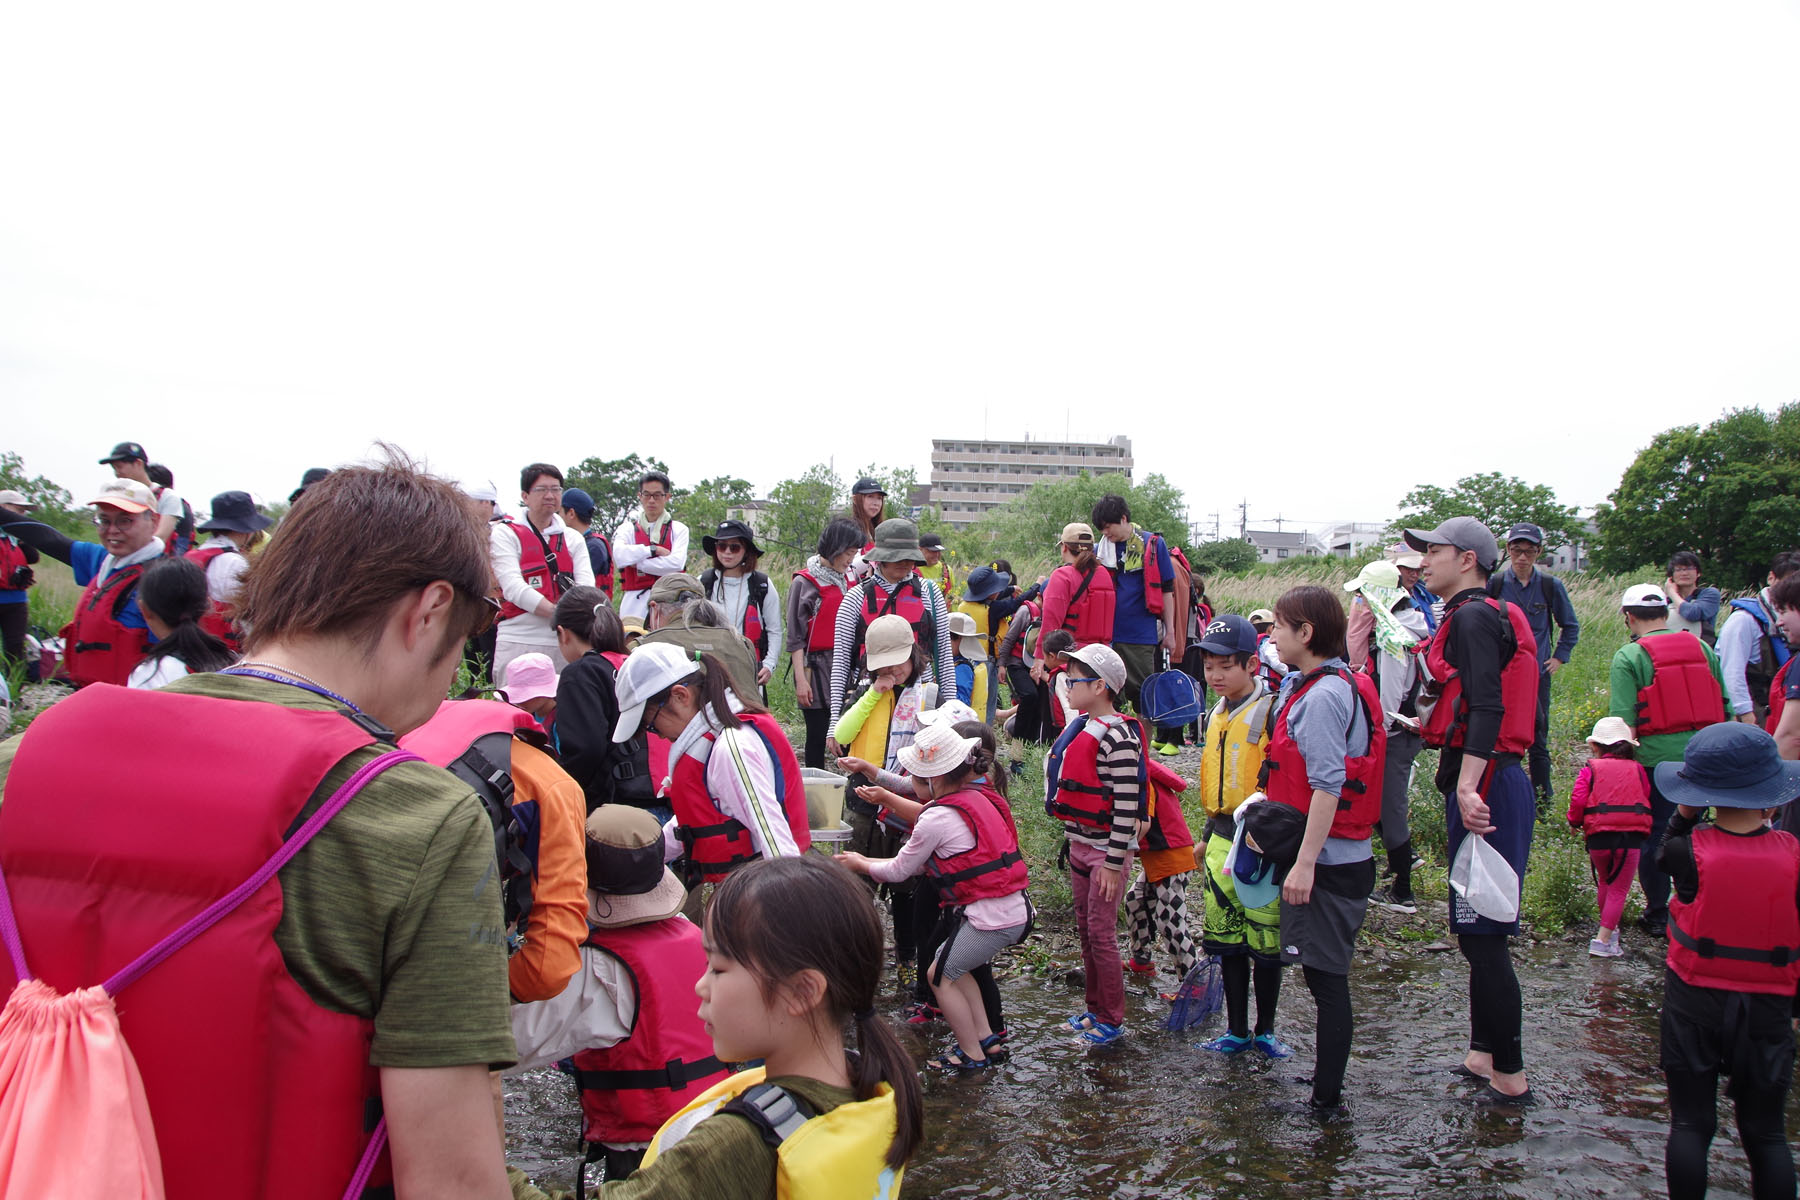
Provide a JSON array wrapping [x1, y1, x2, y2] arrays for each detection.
[[827, 573, 955, 725], [659, 705, 800, 863], [1063, 712, 1143, 871]]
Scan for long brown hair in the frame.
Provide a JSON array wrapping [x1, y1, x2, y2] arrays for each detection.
[[707, 857, 923, 1169]]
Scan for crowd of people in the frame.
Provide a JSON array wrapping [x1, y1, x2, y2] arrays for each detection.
[[1, 447, 1798, 1199]]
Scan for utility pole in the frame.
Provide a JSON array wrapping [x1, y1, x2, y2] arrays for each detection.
[[1209, 511, 1221, 541], [1273, 515, 1284, 532], [1238, 499, 1248, 539]]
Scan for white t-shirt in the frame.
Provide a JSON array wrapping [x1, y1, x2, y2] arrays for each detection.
[[129, 655, 189, 690]]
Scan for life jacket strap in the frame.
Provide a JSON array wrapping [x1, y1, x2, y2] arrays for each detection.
[[1671, 919, 1796, 966], [574, 1055, 726, 1093]]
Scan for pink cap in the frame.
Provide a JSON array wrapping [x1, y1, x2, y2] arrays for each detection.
[[501, 653, 559, 705]]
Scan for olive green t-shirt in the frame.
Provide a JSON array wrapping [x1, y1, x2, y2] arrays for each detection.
[[0, 673, 516, 1069], [507, 1076, 863, 1200]]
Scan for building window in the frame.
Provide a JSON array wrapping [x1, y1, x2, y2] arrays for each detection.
[[1277, 549, 1289, 559]]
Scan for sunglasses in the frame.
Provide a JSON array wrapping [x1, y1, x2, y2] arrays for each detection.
[[467, 595, 502, 636]]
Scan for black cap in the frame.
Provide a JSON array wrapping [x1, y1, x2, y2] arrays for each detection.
[[851, 476, 886, 496], [98, 441, 147, 465], [918, 532, 944, 550], [289, 467, 331, 504]]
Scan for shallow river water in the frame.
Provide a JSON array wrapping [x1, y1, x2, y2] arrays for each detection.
[[505, 915, 1795, 1199]]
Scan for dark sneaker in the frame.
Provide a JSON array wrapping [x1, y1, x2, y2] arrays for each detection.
[[1375, 885, 1417, 914]]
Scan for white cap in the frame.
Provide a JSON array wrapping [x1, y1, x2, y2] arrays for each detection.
[[1620, 583, 1669, 608], [919, 699, 980, 728], [611, 642, 700, 742], [466, 480, 499, 504], [87, 479, 156, 513], [1063, 643, 1127, 693]]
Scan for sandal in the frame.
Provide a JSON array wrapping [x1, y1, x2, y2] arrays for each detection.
[[901, 1002, 942, 1026], [1066, 1011, 1098, 1032], [1078, 1021, 1125, 1047], [926, 1046, 991, 1073], [979, 1033, 1011, 1064]]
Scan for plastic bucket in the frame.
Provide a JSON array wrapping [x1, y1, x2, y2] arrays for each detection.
[[800, 767, 845, 829]]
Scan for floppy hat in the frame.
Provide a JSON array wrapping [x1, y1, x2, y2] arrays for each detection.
[[1063, 643, 1126, 693], [1384, 543, 1424, 569], [1060, 522, 1095, 547], [289, 467, 331, 504], [918, 699, 980, 728], [0, 490, 34, 510], [865, 518, 925, 564], [896, 721, 981, 779], [962, 566, 1011, 603], [500, 653, 559, 705], [561, 487, 596, 521], [1587, 716, 1639, 749], [87, 479, 155, 513], [646, 573, 705, 605], [196, 491, 274, 534], [1654, 724, 1800, 811], [1505, 523, 1544, 546], [702, 519, 762, 558], [1227, 806, 1281, 909], [584, 805, 688, 928], [465, 480, 499, 505], [1620, 583, 1669, 608], [851, 476, 887, 496], [1197, 614, 1259, 657], [97, 441, 147, 465], [864, 613, 916, 670], [1403, 517, 1499, 572], [1343, 560, 1401, 593], [1247, 608, 1275, 626], [947, 612, 988, 661], [611, 642, 701, 743]]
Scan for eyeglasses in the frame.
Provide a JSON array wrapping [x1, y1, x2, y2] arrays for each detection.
[[92, 512, 144, 529], [641, 696, 668, 736], [1066, 675, 1103, 685], [528, 485, 563, 496], [461, 595, 501, 637], [639, 489, 669, 500]]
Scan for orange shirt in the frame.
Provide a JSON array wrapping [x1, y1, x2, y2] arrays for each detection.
[[505, 740, 590, 1003]]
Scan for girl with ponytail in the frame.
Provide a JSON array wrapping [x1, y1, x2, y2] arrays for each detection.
[[129, 556, 235, 688]]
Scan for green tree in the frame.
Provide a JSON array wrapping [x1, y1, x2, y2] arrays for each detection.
[[564, 453, 672, 540], [1188, 537, 1259, 575], [679, 476, 757, 545], [1591, 403, 1800, 589], [768, 463, 844, 555], [970, 471, 1191, 563], [0, 451, 87, 538], [1390, 472, 1579, 554]]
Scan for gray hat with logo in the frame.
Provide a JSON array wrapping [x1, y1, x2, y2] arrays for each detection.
[[866, 518, 926, 564], [1404, 516, 1500, 572]]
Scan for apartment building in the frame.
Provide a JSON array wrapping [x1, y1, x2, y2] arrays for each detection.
[[929, 435, 1134, 529]]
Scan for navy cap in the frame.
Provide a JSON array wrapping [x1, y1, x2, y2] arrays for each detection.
[[561, 487, 596, 521], [1654, 724, 1800, 811], [1505, 523, 1544, 546], [1196, 614, 1259, 656], [98, 441, 147, 465]]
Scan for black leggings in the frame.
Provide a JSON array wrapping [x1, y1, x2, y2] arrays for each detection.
[[1302, 966, 1353, 1107], [1221, 955, 1282, 1040], [800, 705, 829, 769], [1459, 933, 1524, 1075], [1666, 1067, 1795, 1200], [0, 603, 29, 678], [914, 883, 1004, 1030]]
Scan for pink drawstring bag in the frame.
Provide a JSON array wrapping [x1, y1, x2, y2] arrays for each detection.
[[0, 749, 415, 1199]]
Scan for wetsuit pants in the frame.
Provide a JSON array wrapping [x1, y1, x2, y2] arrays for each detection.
[[1459, 934, 1524, 1075]]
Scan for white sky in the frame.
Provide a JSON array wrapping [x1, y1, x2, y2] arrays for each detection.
[[4, 3, 1798, 535]]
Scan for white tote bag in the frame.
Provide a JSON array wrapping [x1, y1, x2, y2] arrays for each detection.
[[1449, 834, 1520, 923]]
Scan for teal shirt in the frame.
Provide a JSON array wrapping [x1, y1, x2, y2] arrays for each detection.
[[1608, 628, 1731, 768]]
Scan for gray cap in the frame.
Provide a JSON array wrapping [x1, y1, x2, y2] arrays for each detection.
[[1404, 516, 1499, 572], [865, 518, 925, 564]]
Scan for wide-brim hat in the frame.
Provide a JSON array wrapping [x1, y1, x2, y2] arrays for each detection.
[[1344, 560, 1401, 593], [1654, 724, 1800, 811], [865, 518, 925, 564], [500, 653, 559, 705], [196, 490, 274, 534], [702, 519, 762, 558], [1227, 810, 1281, 909], [896, 722, 981, 779], [584, 805, 687, 927], [1587, 716, 1639, 749], [963, 566, 1011, 603]]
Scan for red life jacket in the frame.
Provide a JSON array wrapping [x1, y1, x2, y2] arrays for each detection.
[[1052, 561, 1116, 647], [1141, 751, 1196, 853], [1047, 713, 1136, 833], [1416, 595, 1538, 755], [1769, 658, 1795, 734], [701, 569, 770, 659], [924, 785, 1028, 906], [498, 518, 572, 621], [1667, 825, 1800, 996], [571, 919, 730, 1144], [185, 541, 243, 652], [619, 521, 674, 594], [1261, 665, 1387, 841], [1045, 662, 1069, 731], [795, 569, 846, 654], [667, 711, 811, 882], [1635, 631, 1724, 736], [0, 686, 394, 1198], [1577, 757, 1653, 837], [858, 575, 935, 653], [1254, 633, 1283, 691], [62, 560, 150, 687]]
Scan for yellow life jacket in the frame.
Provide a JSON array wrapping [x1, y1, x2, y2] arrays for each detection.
[[847, 689, 896, 769], [642, 1066, 904, 1200], [1198, 682, 1276, 819]]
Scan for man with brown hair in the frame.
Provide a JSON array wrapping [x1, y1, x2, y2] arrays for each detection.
[[0, 455, 518, 1198]]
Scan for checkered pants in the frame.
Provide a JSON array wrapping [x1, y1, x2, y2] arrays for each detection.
[[1125, 870, 1198, 977]]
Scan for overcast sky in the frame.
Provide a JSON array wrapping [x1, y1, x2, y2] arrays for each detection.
[[5, 3, 1797, 535]]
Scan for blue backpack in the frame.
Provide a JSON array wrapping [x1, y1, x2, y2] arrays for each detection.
[[1139, 670, 1202, 728]]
